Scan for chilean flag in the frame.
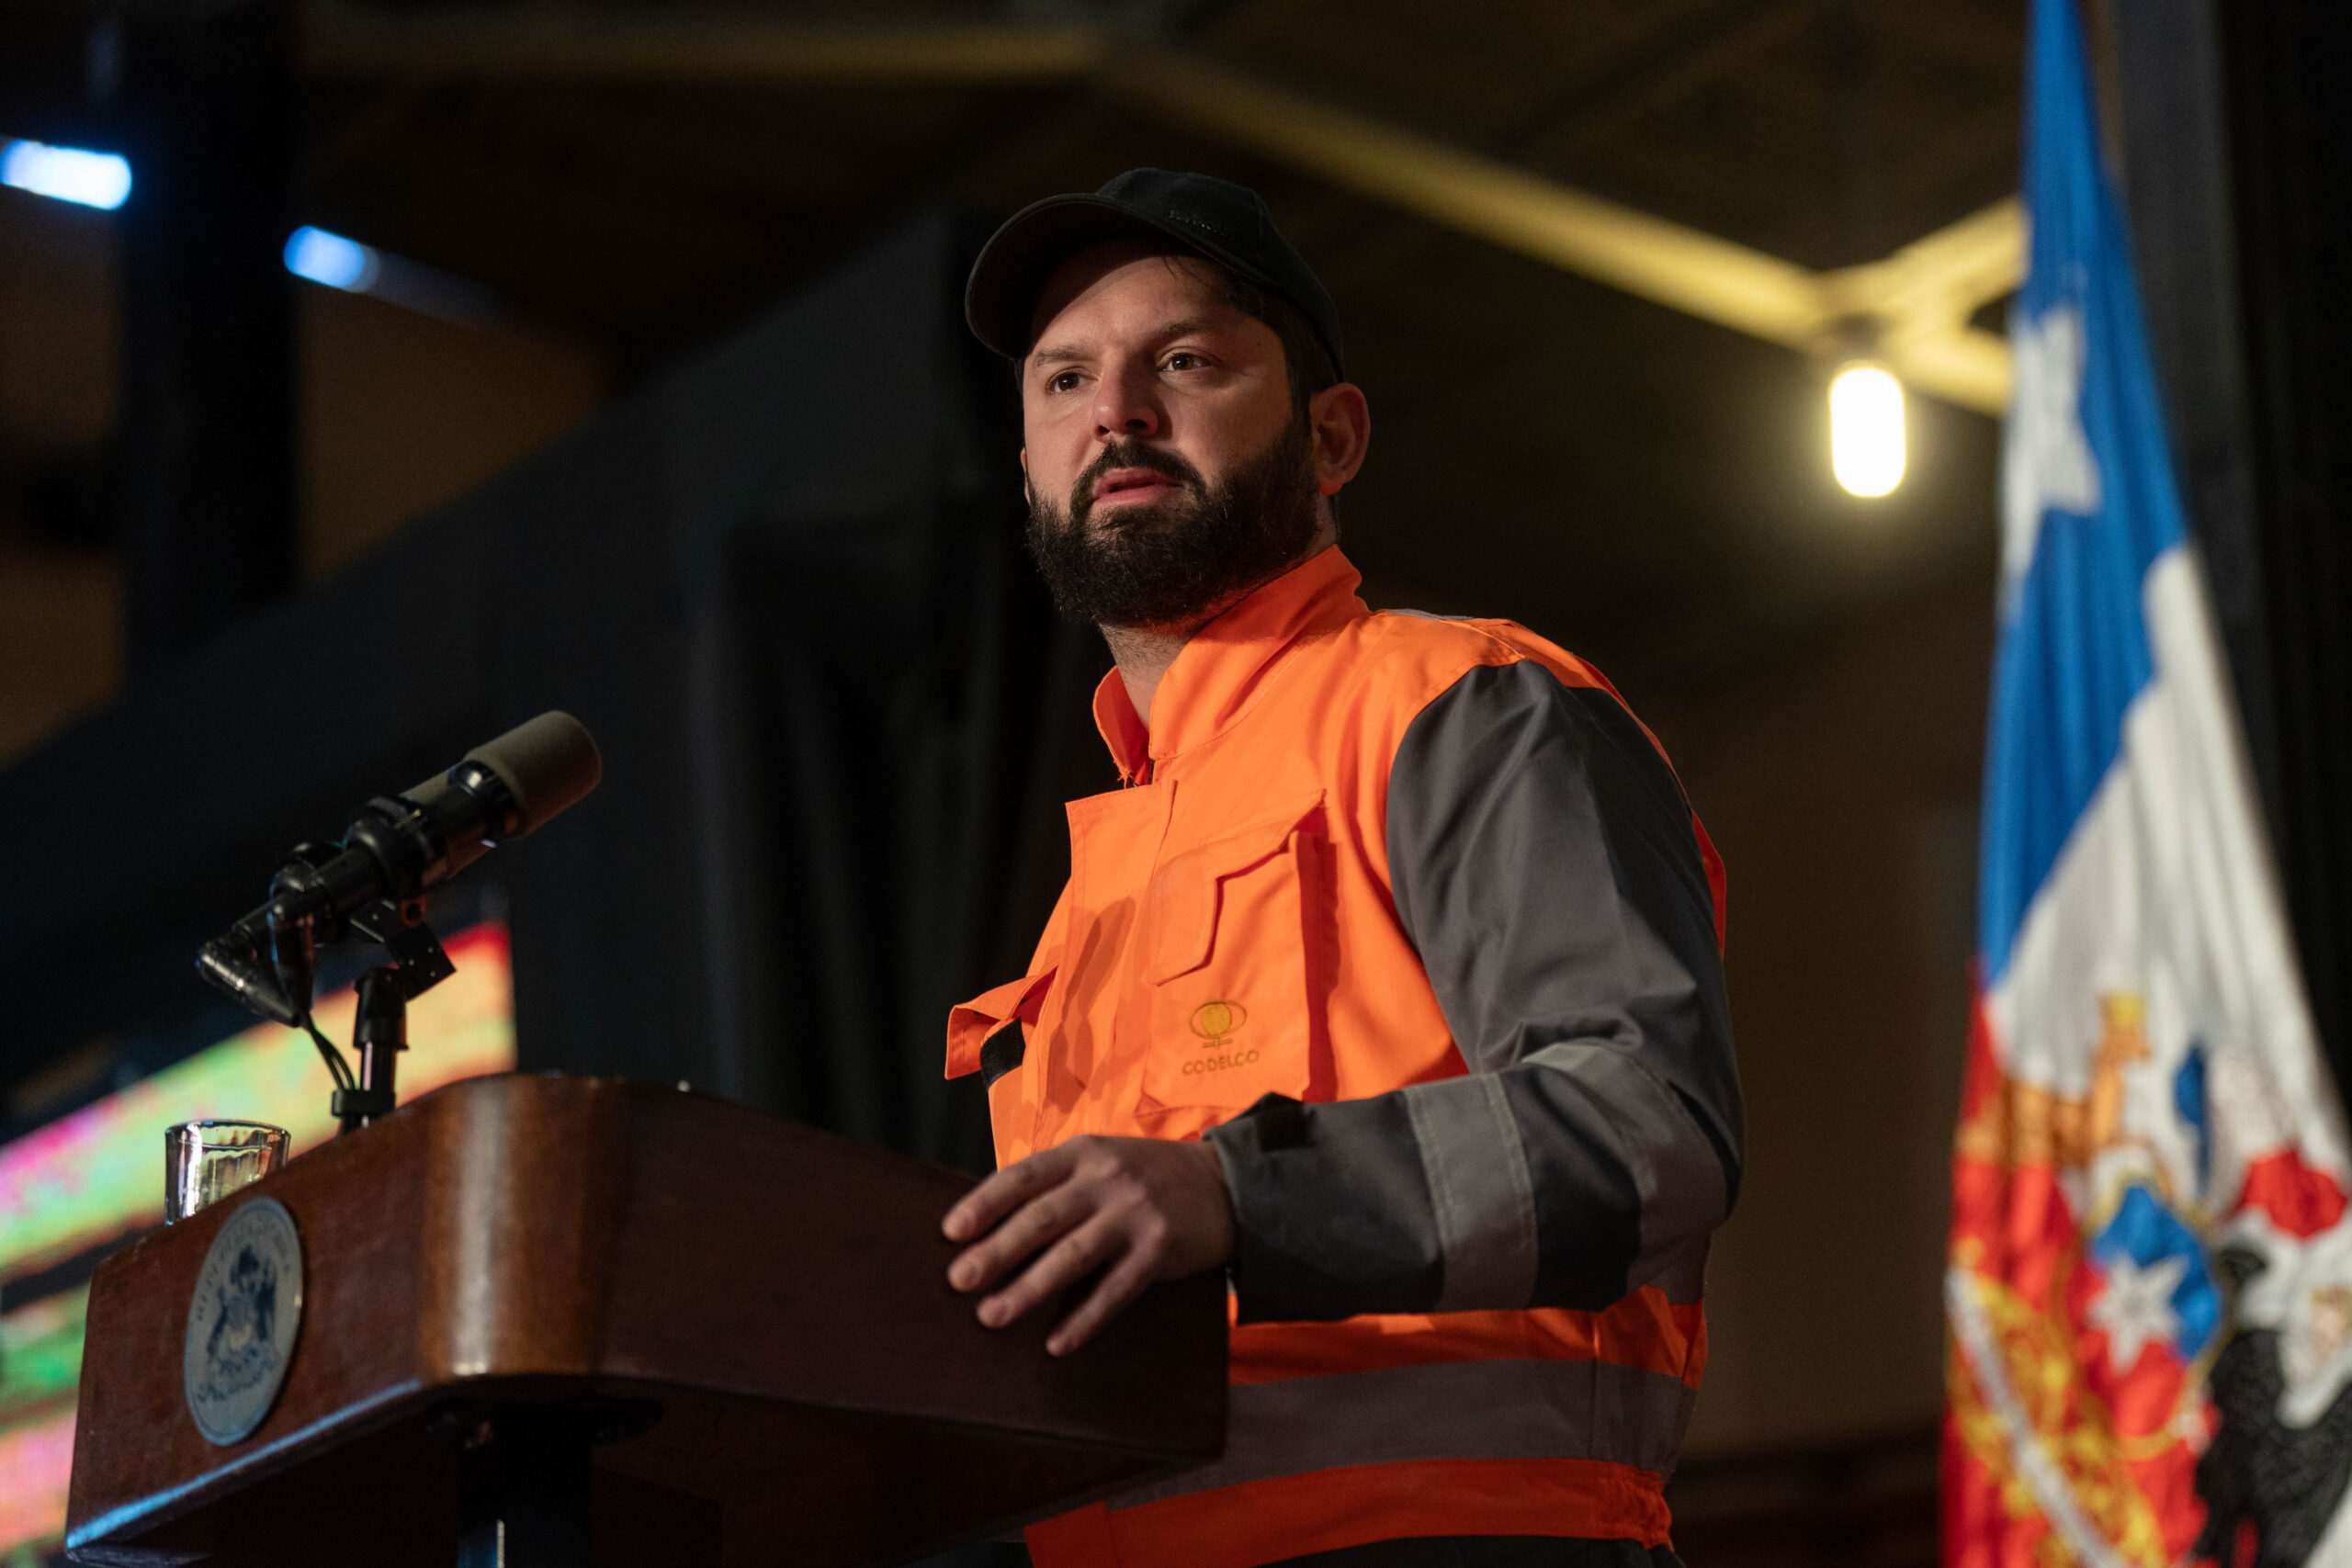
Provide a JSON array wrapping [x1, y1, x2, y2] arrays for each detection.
[[1945, 3, 2352, 1567]]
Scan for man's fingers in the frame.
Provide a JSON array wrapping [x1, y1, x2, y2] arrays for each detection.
[[944, 1134, 1234, 1348], [949, 1180, 1089, 1294], [1046, 1248, 1158, 1357], [977, 1214, 1121, 1330], [942, 1144, 1073, 1242]]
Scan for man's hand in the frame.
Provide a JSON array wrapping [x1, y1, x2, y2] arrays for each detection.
[[942, 1134, 1234, 1356]]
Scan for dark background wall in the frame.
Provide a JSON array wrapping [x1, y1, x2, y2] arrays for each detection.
[[0, 213, 1073, 1172], [2115, 0, 2352, 1103]]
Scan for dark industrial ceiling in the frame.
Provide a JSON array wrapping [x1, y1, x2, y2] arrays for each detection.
[[3, 0, 2027, 700]]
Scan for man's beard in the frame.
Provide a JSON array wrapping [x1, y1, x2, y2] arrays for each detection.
[[1024, 418, 1321, 629]]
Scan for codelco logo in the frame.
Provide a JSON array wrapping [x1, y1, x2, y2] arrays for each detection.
[[1185, 1000, 1259, 1075]]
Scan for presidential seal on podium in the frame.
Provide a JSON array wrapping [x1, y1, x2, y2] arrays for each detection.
[[183, 1197, 304, 1446]]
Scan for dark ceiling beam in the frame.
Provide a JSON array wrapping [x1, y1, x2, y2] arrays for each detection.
[[1103, 51, 1820, 337], [1105, 50, 2015, 412], [302, 6, 1104, 85], [296, 6, 2018, 412], [1497, 0, 1837, 162]]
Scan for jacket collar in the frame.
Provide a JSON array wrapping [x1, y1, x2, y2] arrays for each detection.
[[1091, 545, 1370, 782]]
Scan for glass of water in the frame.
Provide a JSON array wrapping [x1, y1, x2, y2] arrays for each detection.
[[165, 1121, 290, 1222]]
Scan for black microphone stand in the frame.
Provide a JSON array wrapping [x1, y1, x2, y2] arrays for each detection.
[[201, 844, 457, 1135], [327, 898, 456, 1134]]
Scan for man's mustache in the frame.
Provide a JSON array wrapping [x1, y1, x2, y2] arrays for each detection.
[[1071, 441, 1205, 522]]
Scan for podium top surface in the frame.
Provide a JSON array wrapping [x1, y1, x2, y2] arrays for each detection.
[[66, 1074, 1227, 1565]]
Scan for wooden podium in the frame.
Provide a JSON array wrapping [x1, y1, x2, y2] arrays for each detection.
[[64, 1075, 1227, 1566]]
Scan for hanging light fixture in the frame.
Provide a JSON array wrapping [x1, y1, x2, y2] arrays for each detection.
[[1829, 360, 1906, 498], [284, 227, 381, 291]]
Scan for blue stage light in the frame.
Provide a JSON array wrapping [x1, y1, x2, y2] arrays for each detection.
[[0, 140, 132, 210], [284, 226, 380, 291]]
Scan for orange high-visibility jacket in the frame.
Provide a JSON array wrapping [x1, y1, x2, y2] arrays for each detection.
[[947, 547, 1740, 1568]]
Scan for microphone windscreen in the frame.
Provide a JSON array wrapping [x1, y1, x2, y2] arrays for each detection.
[[463, 711, 603, 834]]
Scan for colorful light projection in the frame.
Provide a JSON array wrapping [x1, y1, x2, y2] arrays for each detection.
[[0, 922, 516, 1564], [0, 1287, 85, 1559]]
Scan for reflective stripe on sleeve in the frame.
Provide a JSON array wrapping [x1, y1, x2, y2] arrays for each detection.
[[1403, 1073, 1542, 1312], [1524, 1040, 1730, 1294]]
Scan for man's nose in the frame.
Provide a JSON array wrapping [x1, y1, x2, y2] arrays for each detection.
[[1092, 358, 1163, 439]]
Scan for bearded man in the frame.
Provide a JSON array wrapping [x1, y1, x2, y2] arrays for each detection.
[[941, 170, 1743, 1568]]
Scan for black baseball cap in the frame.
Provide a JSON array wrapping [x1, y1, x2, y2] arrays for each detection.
[[964, 168, 1344, 376]]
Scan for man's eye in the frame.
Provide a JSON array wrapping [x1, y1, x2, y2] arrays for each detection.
[[1165, 353, 1201, 371], [1048, 371, 1082, 392]]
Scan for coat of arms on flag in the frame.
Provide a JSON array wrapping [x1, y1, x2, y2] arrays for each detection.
[[1946, 3, 2352, 1567]]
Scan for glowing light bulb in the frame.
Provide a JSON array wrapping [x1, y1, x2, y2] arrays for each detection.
[[1829, 361, 1906, 498], [0, 140, 131, 209], [284, 226, 380, 291]]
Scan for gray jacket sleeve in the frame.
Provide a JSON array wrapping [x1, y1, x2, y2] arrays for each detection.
[[1204, 659, 1743, 1324]]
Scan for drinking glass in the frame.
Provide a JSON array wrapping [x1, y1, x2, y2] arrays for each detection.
[[164, 1121, 290, 1222]]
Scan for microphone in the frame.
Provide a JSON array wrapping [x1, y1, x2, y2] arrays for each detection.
[[198, 712, 601, 1024]]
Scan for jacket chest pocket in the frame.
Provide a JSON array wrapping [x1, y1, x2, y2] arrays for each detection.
[[1137, 791, 1328, 1115]]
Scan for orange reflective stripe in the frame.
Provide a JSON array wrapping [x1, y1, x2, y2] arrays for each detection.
[[1027, 1457, 1672, 1568], [1230, 1292, 1708, 1388]]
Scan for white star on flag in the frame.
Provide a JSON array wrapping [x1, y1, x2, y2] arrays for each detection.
[[2088, 1250, 2189, 1372], [2000, 301, 2104, 600]]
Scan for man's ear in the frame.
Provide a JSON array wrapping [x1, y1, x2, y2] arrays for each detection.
[[1308, 383, 1372, 497]]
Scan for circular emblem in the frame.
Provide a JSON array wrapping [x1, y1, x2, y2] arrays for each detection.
[[1189, 999, 1246, 1043], [183, 1197, 303, 1446]]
